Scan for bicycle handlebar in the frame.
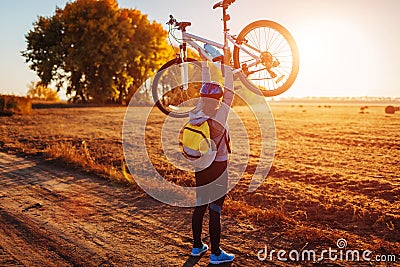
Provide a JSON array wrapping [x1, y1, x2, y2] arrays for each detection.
[[224, 0, 236, 6], [213, 0, 236, 9], [168, 0, 236, 27]]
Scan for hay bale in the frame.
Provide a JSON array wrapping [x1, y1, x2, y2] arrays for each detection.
[[385, 105, 398, 114], [0, 95, 32, 116]]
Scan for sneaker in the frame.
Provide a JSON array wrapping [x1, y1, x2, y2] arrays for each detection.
[[191, 243, 208, 257], [209, 249, 235, 264]]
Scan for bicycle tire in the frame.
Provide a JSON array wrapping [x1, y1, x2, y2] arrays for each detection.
[[152, 58, 202, 118], [233, 20, 299, 97]]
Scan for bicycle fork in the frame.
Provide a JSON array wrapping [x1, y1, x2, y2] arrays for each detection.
[[180, 63, 189, 90], [179, 43, 189, 91]]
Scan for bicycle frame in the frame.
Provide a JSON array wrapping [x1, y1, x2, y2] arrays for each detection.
[[182, 31, 259, 74], [177, 29, 261, 90]]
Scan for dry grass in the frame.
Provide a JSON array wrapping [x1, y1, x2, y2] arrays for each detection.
[[44, 141, 132, 184], [0, 95, 32, 115], [0, 104, 399, 260]]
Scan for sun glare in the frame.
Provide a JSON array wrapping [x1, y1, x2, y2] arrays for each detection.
[[289, 17, 380, 97]]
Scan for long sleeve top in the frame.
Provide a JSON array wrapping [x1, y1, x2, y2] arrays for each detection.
[[189, 64, 234, 161]]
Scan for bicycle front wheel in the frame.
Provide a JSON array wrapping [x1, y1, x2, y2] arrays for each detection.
[[152, 58, 202, 118], [233, 20, 299, 97]]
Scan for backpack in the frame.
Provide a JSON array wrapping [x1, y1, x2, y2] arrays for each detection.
[[180, 119, 231, 166]]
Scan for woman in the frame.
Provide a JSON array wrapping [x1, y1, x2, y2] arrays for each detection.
[[189, 62, 235, 265]]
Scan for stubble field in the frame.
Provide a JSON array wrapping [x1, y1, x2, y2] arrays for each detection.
[[0, 103, 399, 265]]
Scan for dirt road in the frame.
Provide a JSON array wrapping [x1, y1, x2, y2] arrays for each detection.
[[0, 152, 270, 267]]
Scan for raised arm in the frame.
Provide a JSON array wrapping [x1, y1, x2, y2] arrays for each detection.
[[199, 63, 234, 129], [222, 65, 234, 107], [214, 65, 234, 128], [201, 61, 211, 83]]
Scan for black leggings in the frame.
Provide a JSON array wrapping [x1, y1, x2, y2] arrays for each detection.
[[192, 161, 228, 254]]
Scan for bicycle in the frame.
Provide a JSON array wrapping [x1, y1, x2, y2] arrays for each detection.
[[152, 0, 299, 118]]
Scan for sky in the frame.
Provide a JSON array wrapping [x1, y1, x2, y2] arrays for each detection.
[[0, 0, 399, 98]]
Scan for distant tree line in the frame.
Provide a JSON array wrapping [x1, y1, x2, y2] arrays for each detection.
[[22, 0, 174, 104]]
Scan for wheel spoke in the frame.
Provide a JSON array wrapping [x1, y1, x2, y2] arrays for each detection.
[[153, 60, 202, 117], [233, 20, 299, 96]]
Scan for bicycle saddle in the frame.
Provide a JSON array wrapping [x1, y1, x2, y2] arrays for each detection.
[[213, 0, 236, 9], [176, 21, 191, 31]]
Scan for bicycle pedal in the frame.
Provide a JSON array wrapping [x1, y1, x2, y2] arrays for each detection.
[[212, 55, 224, 62]]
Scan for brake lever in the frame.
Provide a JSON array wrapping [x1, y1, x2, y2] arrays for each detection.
[[167, 15, 177, 25]]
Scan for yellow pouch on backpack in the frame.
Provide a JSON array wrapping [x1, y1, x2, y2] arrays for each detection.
[[181, 121, 212, 157]]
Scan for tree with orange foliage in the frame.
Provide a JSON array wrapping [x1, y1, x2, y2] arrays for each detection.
[[22, 0, 173, 104]]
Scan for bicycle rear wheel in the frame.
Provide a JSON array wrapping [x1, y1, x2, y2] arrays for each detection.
[[233, 20, 299, 97], [152, 58, 202, 118]]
